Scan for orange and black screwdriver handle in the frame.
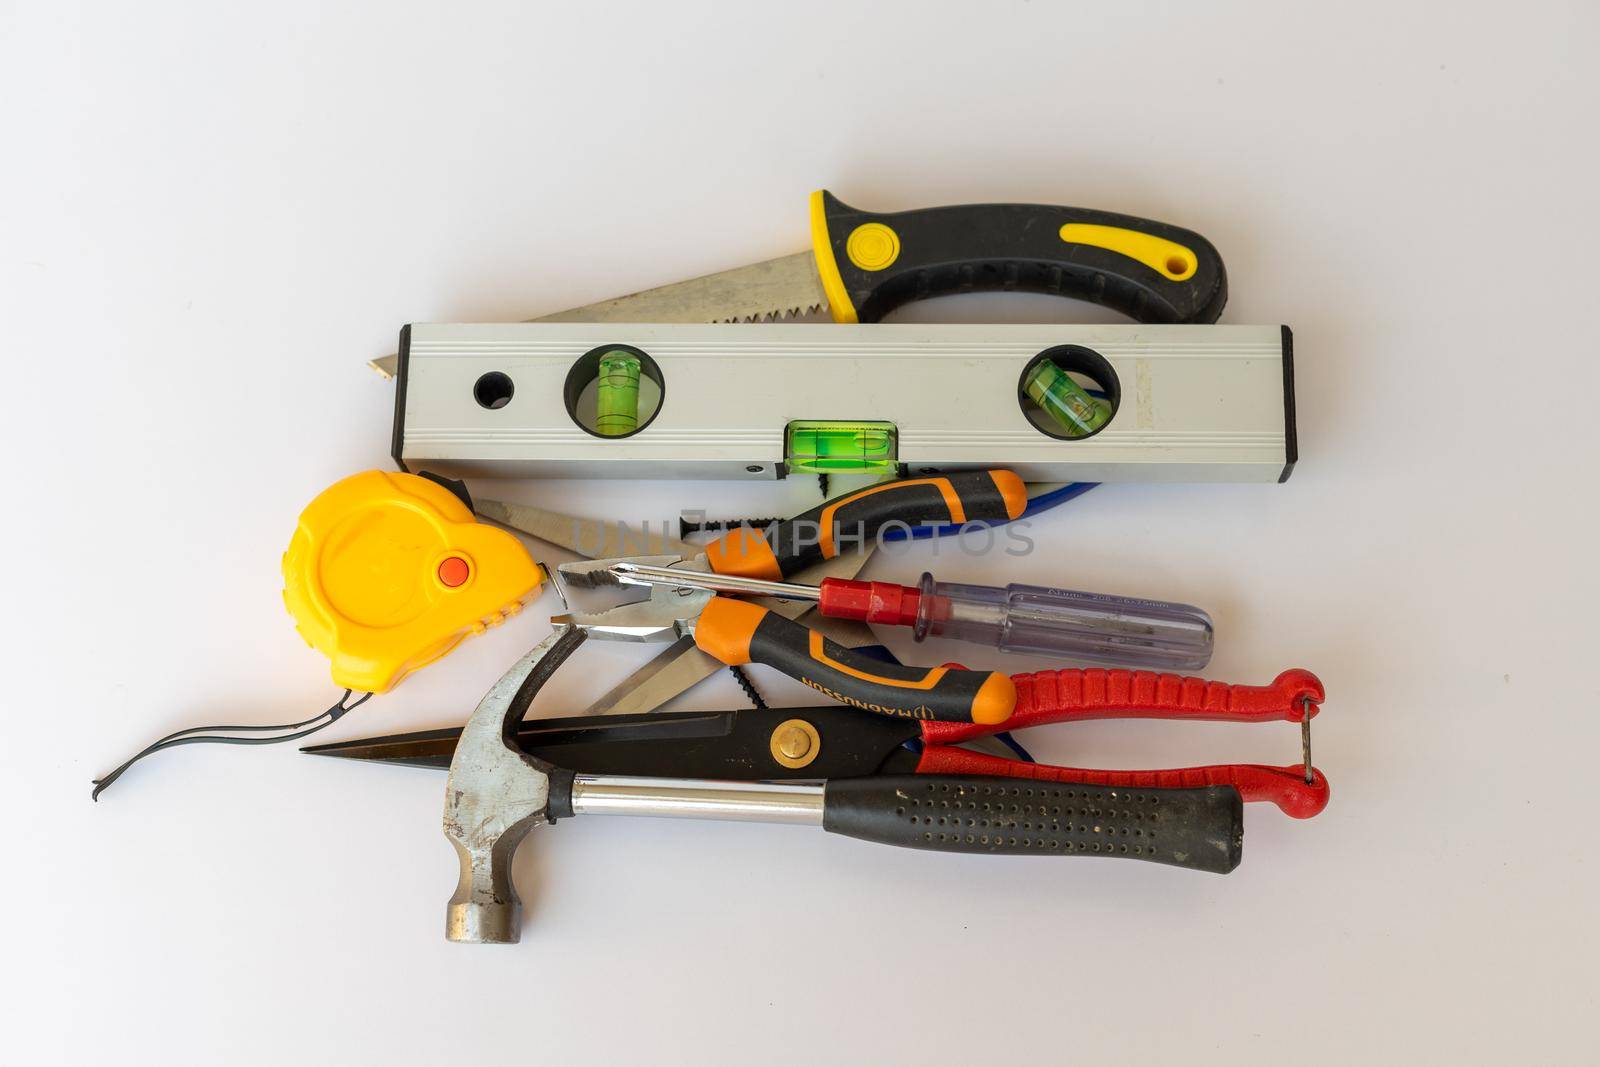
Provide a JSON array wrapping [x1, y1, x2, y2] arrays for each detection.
[[694, 598, 1017, 725], [810, 190, 1228, 326], [912, 667, 1331, 818], [704, 469, 1027, 582]]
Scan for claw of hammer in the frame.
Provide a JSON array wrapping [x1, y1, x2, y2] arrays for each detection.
[[443, 626, 587, 944]]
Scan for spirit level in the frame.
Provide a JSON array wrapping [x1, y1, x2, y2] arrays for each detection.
[[391, 322, 1295, 483]]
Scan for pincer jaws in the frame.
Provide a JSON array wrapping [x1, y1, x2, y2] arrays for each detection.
[[551, 556, 717, 640], [549, 574, 706, 643], [556, 555, 692, 590]]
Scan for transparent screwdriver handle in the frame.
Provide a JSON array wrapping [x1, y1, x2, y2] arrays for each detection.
[[910, 573, 1214, 671]]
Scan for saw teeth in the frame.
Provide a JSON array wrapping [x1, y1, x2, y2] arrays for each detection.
[[720, 302, 828, 323]]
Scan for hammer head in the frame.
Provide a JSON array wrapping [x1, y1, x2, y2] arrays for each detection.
[[444, 625, 587, 944]]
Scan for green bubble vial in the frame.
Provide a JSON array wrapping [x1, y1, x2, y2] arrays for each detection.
[[785, 420, 898, 474], [1024, 358, 1111, 437], [594, 351, 642, 436]]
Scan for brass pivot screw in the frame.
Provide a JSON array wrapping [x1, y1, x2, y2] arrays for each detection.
[[769, 719, 822, 770]]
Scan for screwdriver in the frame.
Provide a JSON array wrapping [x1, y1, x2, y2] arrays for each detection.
[[603, 562, 1214, 671]]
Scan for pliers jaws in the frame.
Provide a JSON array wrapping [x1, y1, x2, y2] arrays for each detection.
[[552, 556, 713, 641]]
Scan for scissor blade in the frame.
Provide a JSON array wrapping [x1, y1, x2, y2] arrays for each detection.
[[583, 547, 881, 715], [580, 634, 715, 715], [303, 711, 744, 771], [305, 705, 912, 779], [301, 726, 465, 769]]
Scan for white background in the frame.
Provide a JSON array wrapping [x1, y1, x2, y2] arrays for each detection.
[[5, 1, 1597, 1063]]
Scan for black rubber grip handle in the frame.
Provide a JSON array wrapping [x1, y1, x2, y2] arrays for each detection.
[[773, 468, 1026, 576], [693, 599, 1016, 724], [815, 190, 1227, 326], [706, 470, 1026, 581], [821, 776, 1243, 873]]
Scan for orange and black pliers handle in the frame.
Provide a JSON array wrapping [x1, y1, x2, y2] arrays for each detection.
[[703, 469, 1027, 582], [917, 667, 1331, 818], [693, 597, 1016, 725]]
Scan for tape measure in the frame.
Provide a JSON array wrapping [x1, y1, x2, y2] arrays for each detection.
[[281, 470, 544, 693]]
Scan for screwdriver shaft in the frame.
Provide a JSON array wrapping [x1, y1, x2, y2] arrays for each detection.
[[610, 562, 821, 602]]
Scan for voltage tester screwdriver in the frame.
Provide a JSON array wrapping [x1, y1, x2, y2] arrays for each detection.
[[601, 561, 1214, 671]]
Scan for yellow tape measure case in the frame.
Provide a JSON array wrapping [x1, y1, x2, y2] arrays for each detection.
[[281, 470, 544, 693]]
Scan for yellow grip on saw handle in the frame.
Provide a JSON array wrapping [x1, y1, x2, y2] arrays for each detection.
[[808, 190, 1228, 325]]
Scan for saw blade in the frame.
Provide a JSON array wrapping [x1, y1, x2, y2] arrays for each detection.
[[536, 250, 828, 324], [369, 250, 829, 378]]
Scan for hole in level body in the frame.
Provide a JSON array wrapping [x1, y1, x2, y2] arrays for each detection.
[[473, 371, 515, 410]]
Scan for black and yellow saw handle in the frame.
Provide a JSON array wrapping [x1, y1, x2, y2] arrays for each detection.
[[704, 469, 1027, 582], [694, 597, 1016, 724], [809, 190, 1227, 325]]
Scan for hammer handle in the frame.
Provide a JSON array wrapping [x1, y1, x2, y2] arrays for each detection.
[[822, 776, 1243, 873], [554, 773, 1242, 874]]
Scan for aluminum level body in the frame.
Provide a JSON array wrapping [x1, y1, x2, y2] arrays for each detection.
[[393, 322, 1296, 483]]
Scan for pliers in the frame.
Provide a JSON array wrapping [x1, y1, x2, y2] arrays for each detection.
[[555, 468, 1031, 724], [557, 567, 1019, 725]]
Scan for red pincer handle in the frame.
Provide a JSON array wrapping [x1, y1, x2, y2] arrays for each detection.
[[914, 746, 1330, 819], [923, 667, 1323, 747]]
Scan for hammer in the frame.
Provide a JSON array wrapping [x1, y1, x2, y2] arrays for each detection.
[[444, 625, 1243, 944]]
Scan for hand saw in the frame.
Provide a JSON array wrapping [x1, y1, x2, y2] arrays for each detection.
[[369, 189, 1227, 376]]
